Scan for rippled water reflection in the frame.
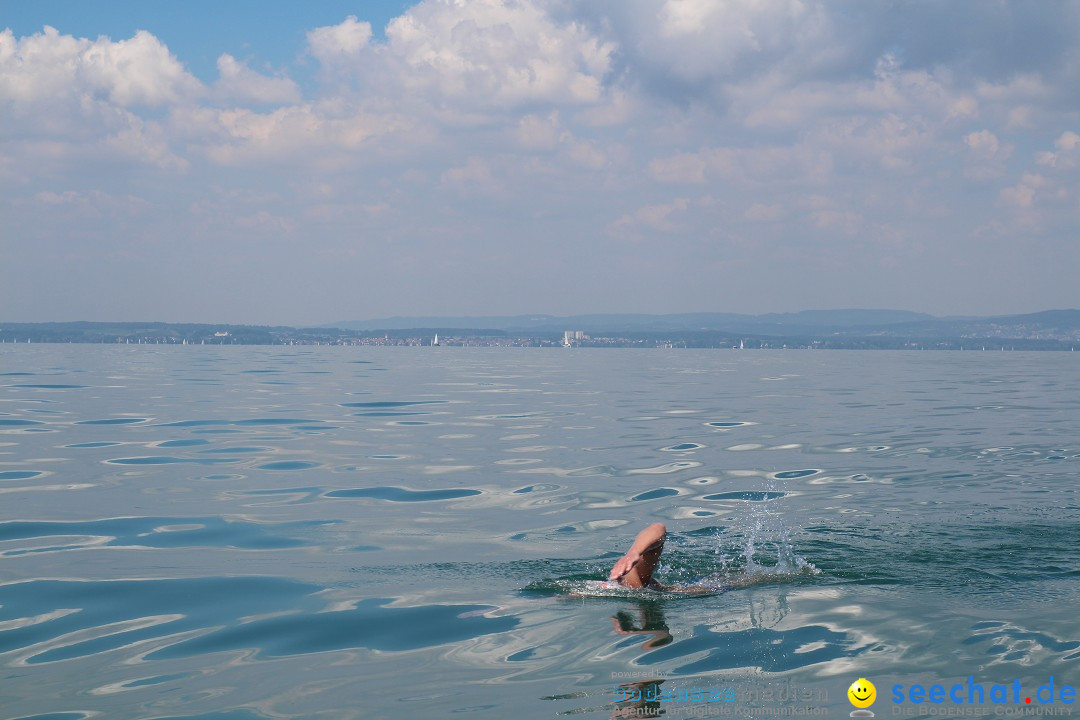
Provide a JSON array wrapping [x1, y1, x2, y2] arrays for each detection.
[[1, 346, 1078, 719]]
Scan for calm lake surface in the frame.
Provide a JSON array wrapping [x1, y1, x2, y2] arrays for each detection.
[[1, 346, 1078, 719]]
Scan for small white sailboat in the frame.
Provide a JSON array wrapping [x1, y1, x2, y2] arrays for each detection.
[[432, 333, 440, 346]]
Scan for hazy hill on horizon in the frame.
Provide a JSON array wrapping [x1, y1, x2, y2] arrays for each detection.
[[329, 308, 936, 333]]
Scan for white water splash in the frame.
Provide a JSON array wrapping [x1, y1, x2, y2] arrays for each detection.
[[742, 491, 818, 577], [668, 487, 819, 591]]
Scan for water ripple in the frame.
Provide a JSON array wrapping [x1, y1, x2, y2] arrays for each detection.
[[637, 623, 862, 674], [257, 461, 319, 471], [105, 456, 242, 466], [0, 577, 514, 665], [75, 418, 149, 426], [0, 516, 327, 555], [325, 487, 482, 502]]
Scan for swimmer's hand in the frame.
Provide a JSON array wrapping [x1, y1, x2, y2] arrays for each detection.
[[608, 551, 641, 582]]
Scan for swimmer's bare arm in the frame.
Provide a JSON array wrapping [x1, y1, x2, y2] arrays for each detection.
[[609, 523, 666, 586]]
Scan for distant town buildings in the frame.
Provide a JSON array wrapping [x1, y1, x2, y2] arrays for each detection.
[[563, 330, 588, 346]]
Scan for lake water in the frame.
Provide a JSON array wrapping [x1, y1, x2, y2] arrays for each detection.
[[1, 346, 1078, 719]]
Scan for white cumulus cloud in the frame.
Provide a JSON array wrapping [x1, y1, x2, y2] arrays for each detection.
[[0, 26, 199, 108], [306, 15, 373, 65], [213, 54, 300, 105], [1036, 131, 1080, 169], [372, 0, 615, 106]]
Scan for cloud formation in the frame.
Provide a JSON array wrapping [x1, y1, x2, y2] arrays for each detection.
[[0, 26, 198, 108], [2, 0, 1078, 323]]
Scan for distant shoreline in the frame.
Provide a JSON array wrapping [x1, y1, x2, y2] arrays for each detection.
[[1, 319, 1077, 351]]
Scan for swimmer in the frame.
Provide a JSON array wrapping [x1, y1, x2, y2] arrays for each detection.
[[606, 523, 717, 595], [608, 523, 667, 589]]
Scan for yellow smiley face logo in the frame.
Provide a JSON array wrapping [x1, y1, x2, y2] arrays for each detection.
[[848, 678, 876, 709]]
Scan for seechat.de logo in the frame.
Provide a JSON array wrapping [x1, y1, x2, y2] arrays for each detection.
[[848, 678, 877, 717]]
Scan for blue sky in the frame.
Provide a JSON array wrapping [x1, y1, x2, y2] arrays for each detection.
[[2, 1, 1078, 324], [0, 1, 415, 79]]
